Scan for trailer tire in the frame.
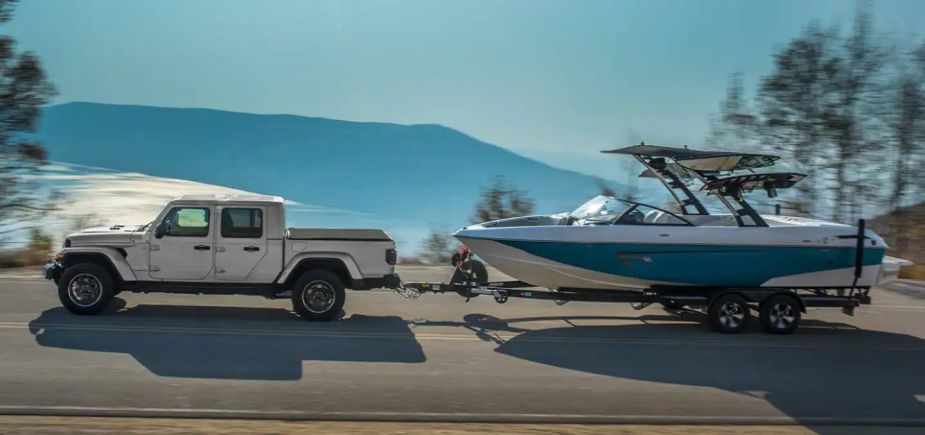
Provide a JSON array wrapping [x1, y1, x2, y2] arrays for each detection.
[[57, 263, 115, 315], [759, 294, 801, 334], [292, 269, 346, 321], [708, 293, 750, 333]]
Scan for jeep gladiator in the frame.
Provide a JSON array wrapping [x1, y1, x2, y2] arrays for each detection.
[[43, 194, 400, 320]]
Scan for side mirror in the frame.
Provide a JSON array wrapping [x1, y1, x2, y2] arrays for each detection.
[[154, 221, 167, 238]]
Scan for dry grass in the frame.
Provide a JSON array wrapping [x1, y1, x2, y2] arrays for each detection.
[[869, 204, 925, 280], [0, 246, 51, 269], [0, 227, 53, 269], [900, 264, 925, 279]]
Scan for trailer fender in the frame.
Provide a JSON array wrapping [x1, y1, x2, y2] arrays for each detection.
[[276, 253, 363, 286], [60, 248, 137, 282]]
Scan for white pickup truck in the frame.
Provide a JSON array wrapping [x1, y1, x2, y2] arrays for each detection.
[[43, 194, 400, 320]]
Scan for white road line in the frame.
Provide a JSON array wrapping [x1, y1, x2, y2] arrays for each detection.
[[1, 404, 924, 425], [868, 305, 925, 310]]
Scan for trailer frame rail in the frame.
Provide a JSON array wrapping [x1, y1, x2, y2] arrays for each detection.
[[398, 272, 871, 334]]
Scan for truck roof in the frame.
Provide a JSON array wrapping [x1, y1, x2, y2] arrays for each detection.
[[172, 193, 284, 205]]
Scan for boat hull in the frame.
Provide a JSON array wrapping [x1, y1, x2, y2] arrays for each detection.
[[456, 229, 886, 290]]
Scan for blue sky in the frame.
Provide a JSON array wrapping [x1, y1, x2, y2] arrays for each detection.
[[8, 0, 925, 158]]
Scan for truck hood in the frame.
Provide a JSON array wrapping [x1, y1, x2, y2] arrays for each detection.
[[66, 225, 149, 246]]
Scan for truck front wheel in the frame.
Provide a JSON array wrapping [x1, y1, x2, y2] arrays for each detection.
[[57, 263, 115, 315], [292, 270, 346, 321]]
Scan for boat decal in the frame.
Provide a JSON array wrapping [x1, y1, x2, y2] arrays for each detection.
[[495, 240, 885, 287]]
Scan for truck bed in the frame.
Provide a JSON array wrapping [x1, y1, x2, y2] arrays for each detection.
[[286, 228, 392, 241]]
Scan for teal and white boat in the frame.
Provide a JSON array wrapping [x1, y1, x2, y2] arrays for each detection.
[[454, 144, 888, 291]]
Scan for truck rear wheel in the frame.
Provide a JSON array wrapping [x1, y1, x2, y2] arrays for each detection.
[[292, 270, 346, 321], [57, 263, 115, 315]]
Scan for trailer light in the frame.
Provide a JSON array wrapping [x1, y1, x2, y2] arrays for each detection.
[[386, 249, 397, 265]]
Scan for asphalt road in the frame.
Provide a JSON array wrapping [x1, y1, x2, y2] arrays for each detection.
[[1, 266, 925, 428]]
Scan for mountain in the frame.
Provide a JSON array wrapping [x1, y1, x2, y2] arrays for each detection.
[[33, 102, 627, 250]]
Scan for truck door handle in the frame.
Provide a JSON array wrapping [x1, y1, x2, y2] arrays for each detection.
[[244, 246, 260, 252], [194, 245, 211, 251]]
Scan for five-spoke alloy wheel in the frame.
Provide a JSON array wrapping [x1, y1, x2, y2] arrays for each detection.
[[760, 294, 802, 334], [708, 293, 750, 333]]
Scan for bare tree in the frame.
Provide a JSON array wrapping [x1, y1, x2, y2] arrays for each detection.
[[471, 176, 534, 224], [0, 0, 57, 247], [419, 229, 459, 265], [826, 8, 889, 222], [708, 72, 759, 151], [883, 40, 925, 252], [757, 22, 839, 215], [751, 8, 889, 222]]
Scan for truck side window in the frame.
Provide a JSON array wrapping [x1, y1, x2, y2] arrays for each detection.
[[221, 208, 263, 238], [163, 207, 210, 237]]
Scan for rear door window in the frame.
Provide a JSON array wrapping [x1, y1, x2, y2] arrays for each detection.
[[221, 208, 263, 238]]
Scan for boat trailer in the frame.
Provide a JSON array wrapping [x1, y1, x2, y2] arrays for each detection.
[[398, 269, 871, 334], [396, 224, 874, 335]]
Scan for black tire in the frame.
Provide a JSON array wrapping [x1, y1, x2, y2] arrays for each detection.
[[57, 263, 115, 315], [708, 293, 750, 333], [759, 294, 801, 334], [291, 269, 346, 321], [449, 259, 488, 298]]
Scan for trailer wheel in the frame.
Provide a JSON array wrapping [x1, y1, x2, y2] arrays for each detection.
[[759, 294, 801, 334], [292, 270, 345, 321], [708, 293, 750, 333], [449, 259, 488, 298]]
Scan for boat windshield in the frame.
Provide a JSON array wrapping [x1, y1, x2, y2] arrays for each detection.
[[568, 195, 629, 220]]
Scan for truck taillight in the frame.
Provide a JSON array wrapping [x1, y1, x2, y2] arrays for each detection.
[[386, 248, 397, 265]]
